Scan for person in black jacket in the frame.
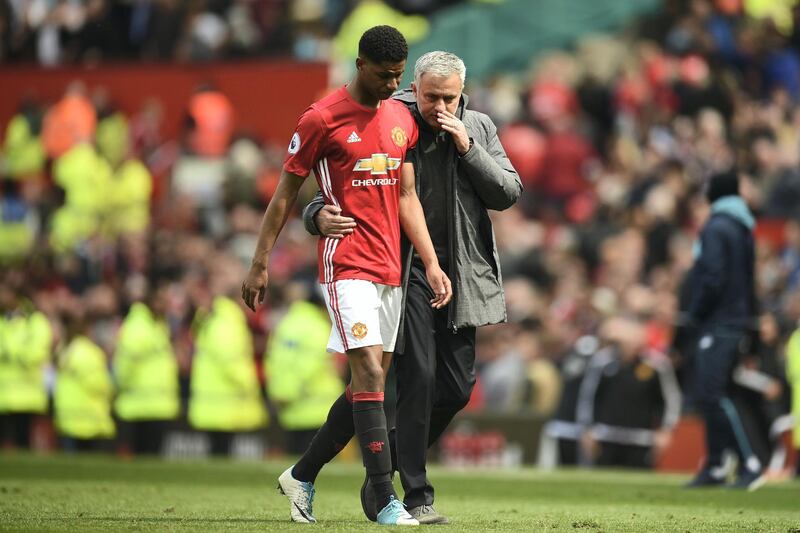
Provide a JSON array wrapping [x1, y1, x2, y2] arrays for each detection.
[[576, 317, 681, 469], [685, 171, 764, 490]]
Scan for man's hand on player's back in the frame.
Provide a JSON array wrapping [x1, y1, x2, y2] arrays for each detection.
[[315, 205, 357, 239]]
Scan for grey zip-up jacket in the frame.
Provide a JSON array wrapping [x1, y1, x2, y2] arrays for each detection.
[[302, 89, 521, 341]]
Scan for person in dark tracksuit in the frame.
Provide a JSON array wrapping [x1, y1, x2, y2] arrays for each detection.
[[685, 171, 765, 490], [304, 51, 521, 523], [576, 318, 681, 469]]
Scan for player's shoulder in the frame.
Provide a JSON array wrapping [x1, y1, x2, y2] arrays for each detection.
[[300, 88, 350, 126], [312, 87, 349, 112], [385, 97, 414, 118]]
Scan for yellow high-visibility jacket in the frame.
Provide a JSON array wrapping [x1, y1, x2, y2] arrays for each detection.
[[265, 301, 343, 430], [0, 310, 52, 414], [787, 328, 800, 446], [54, 336, 115, 439], [189, 297, 266, 431], [114, 303, 179, 422]]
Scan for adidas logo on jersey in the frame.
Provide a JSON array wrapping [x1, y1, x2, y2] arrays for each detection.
[[347, 131, 362, 143]]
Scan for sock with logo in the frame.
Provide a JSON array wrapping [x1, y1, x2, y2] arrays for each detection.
[[292, 385, 355, 484], [352, 391, 396, 511]]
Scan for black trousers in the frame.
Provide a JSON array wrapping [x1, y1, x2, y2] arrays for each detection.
[[693, 328, 757, 470], [0, 413, 32, 448], [118, 420, 168, 456], [394, 263, 476, 508], [596, 443, 652, 469], [208, 431, 234, 456]]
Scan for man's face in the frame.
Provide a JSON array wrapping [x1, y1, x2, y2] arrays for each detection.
[[357, 58, 406, 101], [412, 72, 462, 130]]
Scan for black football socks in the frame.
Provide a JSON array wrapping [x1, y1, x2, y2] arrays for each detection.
[[353, 392, 396, 511], [292, 386, 354, 483]]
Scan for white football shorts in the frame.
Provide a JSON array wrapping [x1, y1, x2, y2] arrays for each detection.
[[320, 279, 402, 353]]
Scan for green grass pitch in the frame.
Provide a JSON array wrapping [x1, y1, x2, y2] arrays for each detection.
[[1, 454, 799, 532]]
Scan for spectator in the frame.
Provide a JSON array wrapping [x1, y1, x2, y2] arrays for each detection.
[[576, 317, 681, 469]]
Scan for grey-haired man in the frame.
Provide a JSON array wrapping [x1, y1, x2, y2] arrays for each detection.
[[304, 51, 521, 523]]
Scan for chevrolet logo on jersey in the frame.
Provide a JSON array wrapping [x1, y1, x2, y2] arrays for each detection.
[[353, 153, 401, 175]]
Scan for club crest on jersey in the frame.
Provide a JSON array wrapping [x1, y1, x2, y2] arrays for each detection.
[[391, 126, 407, 147], [353, 153, 401, 175], [352, 322, 368, 339], [288, 132, 300, 154]]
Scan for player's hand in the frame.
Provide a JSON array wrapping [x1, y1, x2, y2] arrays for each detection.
[[241, 263, 269, 312], [437, 110, 470, 155], [425, 264, 452, 309], [315, 205, 356, 239]]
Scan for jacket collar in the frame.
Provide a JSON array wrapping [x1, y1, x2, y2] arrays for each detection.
[[711, 195, 755, 231]]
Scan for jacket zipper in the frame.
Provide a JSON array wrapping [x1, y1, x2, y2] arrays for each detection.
[[442, 128, 459, 334]]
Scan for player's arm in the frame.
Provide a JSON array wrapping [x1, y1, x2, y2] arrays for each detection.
[[241, 169, 306, 311], [398, 162, 452, 308]]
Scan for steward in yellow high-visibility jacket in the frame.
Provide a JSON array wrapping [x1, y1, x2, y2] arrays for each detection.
[[0, 294, 52, 448], [96, 110, 129, 169], [2, 112, 45, 180], [49, 143, 112, 253], [189, 297, 266, 455], [265, 300, 343, 453], [114, 301, 179, 455], [109, 159, 152, 236], [787, 328, 800, 458], [54, 335, 115, 445]]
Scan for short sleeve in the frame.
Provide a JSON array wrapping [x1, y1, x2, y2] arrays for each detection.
[[401, 111, 419, 166], [407, 117, 419, 151], [283, 107, 326, 178]]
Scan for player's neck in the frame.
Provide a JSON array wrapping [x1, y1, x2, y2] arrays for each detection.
[[346, 81, 381, 109]]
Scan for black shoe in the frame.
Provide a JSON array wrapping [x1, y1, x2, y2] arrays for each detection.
[[685, 468, 726, 488], [360, 474, 378, 522], [408, 504, 450, 525], [730, 470, 766, 492]]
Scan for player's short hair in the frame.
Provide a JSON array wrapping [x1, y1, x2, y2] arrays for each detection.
[[414, 51, 466, 88], [358, 25, 408, 64]]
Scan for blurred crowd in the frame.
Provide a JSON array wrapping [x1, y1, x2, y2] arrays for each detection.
[[0, 0, 446, 65], [1, 0, 800, 473]]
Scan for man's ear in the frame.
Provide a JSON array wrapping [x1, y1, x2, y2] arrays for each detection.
[[355, 57, 365, 72], [411, 82, 418, 96]]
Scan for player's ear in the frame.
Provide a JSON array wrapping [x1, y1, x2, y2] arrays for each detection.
[[355, 57, 365, 73]]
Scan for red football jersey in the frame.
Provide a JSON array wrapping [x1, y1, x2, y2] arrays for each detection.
[[284, 87, 418, 286]]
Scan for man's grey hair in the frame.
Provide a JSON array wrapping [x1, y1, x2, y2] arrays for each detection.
[[414, 51, 466, 88]]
